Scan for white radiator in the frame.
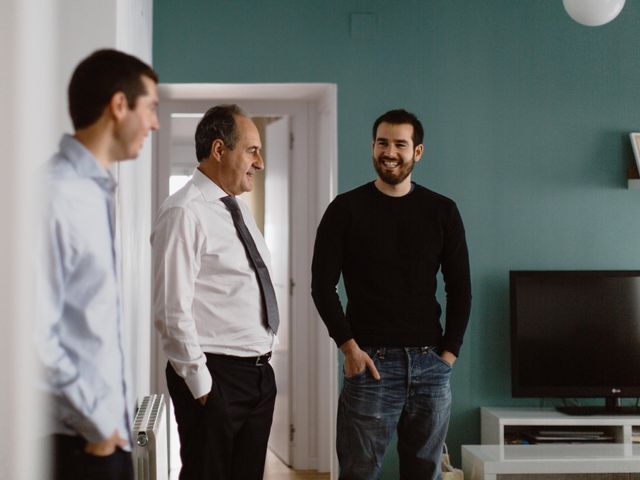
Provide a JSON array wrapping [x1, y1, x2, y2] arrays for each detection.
[[132, 394, 168, 480]]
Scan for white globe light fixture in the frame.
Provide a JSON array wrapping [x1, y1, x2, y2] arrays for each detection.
[[563, 0, 626, 26]]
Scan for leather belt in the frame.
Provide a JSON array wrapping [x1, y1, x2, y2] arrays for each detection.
[[206, 352, 272, 366]]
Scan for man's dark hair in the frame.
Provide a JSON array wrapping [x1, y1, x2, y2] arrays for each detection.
[[372, 109, 424, 147], [68, 49, 158, 130], [195, 104, 246, 162]]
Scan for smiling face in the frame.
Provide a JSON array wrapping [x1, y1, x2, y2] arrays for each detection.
[[372, 122, 423, 187], [216, 115, 264, 196], [113, 75, 159, 160]]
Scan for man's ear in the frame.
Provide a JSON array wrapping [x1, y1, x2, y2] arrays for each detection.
[[109, 91, 128, 122], [414, 143, 424, 162], [210, 139, 225, 161]]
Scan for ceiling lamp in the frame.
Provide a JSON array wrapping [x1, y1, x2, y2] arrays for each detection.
[[563, 0, 626, 26]]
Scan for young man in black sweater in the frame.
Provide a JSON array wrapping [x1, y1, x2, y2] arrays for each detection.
[[311, 109, 471, 480]]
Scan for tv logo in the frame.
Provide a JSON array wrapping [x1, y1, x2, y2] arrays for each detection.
[[611, 388, 621, 394]]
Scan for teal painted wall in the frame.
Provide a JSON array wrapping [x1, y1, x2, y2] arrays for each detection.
[[154, 0, 640, 474]]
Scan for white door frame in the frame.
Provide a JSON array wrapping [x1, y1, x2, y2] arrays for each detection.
[[262, 115, 292, 466], [152, 83, 339, 476]]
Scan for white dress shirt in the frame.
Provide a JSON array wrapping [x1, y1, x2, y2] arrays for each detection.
[[151, 168, 277, 399], [37, 134, 133, 447]]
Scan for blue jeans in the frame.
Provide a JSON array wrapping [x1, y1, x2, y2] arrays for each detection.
[[337, 347, 452, 480]]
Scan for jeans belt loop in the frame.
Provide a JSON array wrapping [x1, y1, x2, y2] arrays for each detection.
[[420, 346, 430, 355], [377, 347, 386, 360]]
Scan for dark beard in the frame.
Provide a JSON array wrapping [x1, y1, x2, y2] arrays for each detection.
[[372, 155, 415, 185]]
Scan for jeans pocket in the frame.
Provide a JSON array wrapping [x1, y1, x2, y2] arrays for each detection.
[[343, 347, 377, 380], [344, 366, 368, 380], [430, 350, 453, 370]]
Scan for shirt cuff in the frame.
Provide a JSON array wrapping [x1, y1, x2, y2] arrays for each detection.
[[87, 402, 120, 443], [184, 366, 213, 400], [64, 400, 119, 445]]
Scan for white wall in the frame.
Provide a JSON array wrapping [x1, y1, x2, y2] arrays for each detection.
[[56, 0, 117, 136], [114, 0, 155, 403], [0, 1, 154, 477], [0, 0, 55, 477]]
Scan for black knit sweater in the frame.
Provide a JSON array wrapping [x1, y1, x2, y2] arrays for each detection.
[[311, 182, 472, 356]]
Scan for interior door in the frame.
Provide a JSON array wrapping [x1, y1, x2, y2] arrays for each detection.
[[263, 116, 292, 465]]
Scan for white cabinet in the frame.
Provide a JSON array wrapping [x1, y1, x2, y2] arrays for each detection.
[[462, 444, 640, 480], [461, 407, 640, 480], [481, 407, 639, 446]]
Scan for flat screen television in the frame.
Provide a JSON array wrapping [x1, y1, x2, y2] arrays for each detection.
[[510, 270, 640, 415]]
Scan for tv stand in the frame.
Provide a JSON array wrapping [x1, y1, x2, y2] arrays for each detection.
[[557, 405, 640, 416], [480, 407, 640, 445], [557, 397, 640, 416], [461, 407, 640, 479]]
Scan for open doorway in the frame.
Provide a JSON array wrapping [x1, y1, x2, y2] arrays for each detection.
[[165, 112, 292, 467], [152, 84, 339, 478]]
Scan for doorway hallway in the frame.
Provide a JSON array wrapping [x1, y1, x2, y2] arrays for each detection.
[[153, 83, 339, 479]]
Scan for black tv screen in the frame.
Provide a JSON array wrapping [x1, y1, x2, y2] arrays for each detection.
[[510, 270, 640, 411]]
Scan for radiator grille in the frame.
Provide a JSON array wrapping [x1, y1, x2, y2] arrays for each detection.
[[132, 394, 167, 480]]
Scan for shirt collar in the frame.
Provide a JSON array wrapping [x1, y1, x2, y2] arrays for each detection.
[[59, 134, 117, 193], [192, 167, 230, 202]]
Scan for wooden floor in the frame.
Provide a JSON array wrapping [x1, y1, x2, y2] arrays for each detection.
[[264, 450, 330, 480], [170, 449, 330, 480], [500, 475, 640, 479]]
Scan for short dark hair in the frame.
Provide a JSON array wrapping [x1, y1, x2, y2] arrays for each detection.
[[68, 49, 158, 130], [372, 109, 424, 147], [195, 104, 245, 162]]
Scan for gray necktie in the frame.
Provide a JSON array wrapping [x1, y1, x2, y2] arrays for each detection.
[[221, 196, 279, 334]]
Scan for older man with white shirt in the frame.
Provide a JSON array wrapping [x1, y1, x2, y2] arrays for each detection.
[[151, 104, 278, 480]]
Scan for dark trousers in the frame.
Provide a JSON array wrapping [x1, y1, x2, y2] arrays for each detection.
[[49, 434, 133, 480], [166, 354, 277, 480]]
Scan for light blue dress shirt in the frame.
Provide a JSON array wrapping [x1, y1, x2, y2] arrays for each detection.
[[36, 134, 133, 448]]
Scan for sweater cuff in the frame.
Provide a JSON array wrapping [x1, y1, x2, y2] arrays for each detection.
[[440, 340, 462, 358], [332, 330, 354, 349]]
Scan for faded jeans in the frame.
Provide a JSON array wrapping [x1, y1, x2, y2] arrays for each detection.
[[337, 346, 452, 480]]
